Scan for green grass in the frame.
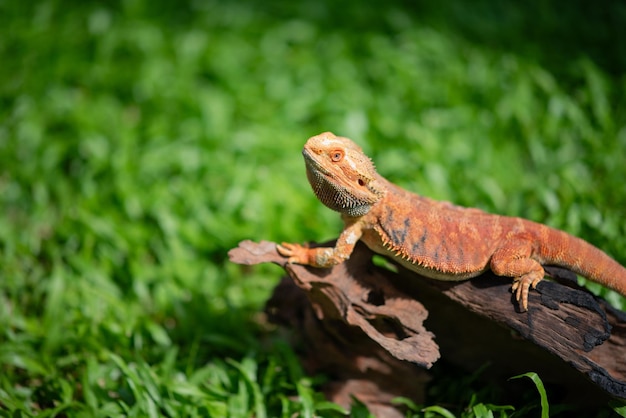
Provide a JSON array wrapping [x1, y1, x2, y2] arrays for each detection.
[[1, 0, 625, 416]]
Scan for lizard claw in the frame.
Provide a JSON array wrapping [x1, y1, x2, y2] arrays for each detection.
[[276, 242, 310, 265], [511, 273, 543, 311]]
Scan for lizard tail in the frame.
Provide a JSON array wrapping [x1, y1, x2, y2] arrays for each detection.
[[537, 224, 626, 296]]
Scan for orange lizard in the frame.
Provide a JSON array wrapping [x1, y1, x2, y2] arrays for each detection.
[[277, 132, 626, 311]]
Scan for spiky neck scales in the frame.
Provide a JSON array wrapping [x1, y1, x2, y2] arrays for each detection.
[[302, 132, 386, 217]]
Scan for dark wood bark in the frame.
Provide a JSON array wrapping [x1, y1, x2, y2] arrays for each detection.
[[228, 239, 626, 414]]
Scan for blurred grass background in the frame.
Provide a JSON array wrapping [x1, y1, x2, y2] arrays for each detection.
[[1, 0, 625, 416]]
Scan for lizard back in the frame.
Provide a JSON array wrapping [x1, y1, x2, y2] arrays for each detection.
[[361, 180, 503, 280]]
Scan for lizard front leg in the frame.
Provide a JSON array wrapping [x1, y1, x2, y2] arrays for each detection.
[[490, 241, 545, 311], [277, 221, 364, 268]]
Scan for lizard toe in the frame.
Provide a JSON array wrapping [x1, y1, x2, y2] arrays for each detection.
[[276, 242, 292, 256], [512, 278, 529, 311], [276, 242, 309, 264], [512, 273, 543, 311]]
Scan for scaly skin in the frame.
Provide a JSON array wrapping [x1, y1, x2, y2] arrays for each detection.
[[277, 132, 626, 311]]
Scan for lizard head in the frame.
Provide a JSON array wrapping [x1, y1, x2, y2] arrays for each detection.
[[302, 132, 386, 217]]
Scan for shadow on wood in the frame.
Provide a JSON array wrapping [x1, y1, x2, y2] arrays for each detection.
[[228, 239, 626, 415]]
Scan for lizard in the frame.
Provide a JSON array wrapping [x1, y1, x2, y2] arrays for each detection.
[[277, 131, 626, 311]]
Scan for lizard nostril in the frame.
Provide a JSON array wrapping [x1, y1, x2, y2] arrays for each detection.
[[358, 179, 365, 186]]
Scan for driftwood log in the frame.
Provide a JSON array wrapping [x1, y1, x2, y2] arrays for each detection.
[[228, 239, 626, 415]]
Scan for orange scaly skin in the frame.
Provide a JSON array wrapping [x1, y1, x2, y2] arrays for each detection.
[[277, 132, 626, 311]]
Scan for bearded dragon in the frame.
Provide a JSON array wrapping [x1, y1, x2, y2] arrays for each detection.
[[277, 132, 626, 311]]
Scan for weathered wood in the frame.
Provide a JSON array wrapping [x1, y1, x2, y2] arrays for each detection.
[[229, 239, 626, 412], [230, 240, 433, 417]]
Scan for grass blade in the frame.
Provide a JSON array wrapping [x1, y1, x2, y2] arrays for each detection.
[[510, 372, 549, 418]]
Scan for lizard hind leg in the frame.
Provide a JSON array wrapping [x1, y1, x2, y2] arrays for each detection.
[[490, 245, 545, 311]]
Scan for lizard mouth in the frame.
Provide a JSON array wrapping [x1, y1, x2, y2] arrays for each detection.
[[302, 148, 332, 177]]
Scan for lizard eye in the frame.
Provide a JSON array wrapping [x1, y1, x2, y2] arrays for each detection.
[[330, 150, 344, 162]]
